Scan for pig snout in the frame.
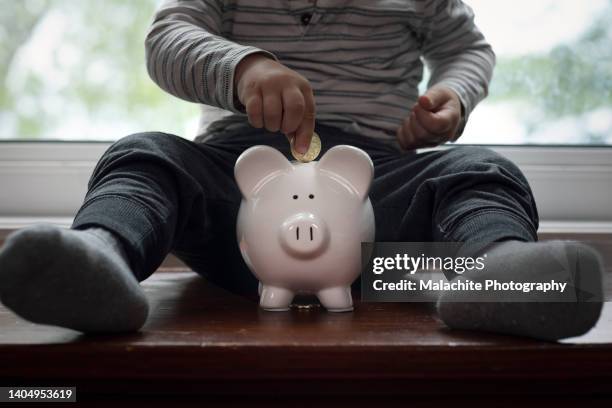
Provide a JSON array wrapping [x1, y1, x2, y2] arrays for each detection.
[[279, 213, 329, 258]]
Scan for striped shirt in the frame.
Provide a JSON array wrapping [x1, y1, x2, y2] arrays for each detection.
[[146, 0, 495, 147]]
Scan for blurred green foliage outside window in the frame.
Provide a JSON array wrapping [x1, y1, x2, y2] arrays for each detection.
[[0, 0, 610, 144]]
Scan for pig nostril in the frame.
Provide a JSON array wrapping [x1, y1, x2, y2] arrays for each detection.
[[309, 194, 314, 199], [292, 195, 298, 200], [281, 216, 328, 256]]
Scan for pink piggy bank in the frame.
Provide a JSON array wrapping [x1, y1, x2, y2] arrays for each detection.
[[234, 144, 375, 312]]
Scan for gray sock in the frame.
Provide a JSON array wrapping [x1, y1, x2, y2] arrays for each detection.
[[437, 241, 604, 341], [0, 224, 149, 333]]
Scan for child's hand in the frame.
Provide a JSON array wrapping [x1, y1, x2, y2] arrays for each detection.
[[396, 86, 463, 150], [235, 54, 316, 154]]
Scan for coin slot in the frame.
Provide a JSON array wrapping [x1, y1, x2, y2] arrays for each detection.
[[309, 226, 313, 241], [296, 227, 300, 240]]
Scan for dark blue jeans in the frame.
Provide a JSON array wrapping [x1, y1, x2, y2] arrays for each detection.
[[72, 124, 538, 294]]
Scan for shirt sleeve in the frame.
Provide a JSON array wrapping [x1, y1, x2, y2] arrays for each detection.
[[145, 0, 277, 113], [421, 0, 496, 133]]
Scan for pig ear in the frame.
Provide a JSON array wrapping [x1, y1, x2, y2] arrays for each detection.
[[316, 145, 373, 200], [234, 145, 292, 198]]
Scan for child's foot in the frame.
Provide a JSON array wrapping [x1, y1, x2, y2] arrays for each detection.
[[437, 241, 603, 341], [0, 224, 149, 333]]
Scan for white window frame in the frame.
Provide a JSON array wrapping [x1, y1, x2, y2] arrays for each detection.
[[0, 142, 611, 233]]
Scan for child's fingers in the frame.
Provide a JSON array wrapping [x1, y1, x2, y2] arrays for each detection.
[[293, 85, 316, 154], [280, 87, 305, 135], [399, 113, 426, 150], [418, 94, 435, 111], [397, 117, 439, 150], [418, 87, 449, 111], [293, 120, 313, 155], [409, 111, 431, 143], [397, 119, 415, 150], [244, 93, 263, 128], [262, 91, 282, 132], [407, 112, 444, 149], [413, 105, 453, 135]]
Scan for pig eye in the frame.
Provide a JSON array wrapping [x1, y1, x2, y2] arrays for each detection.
[[292, 195, 298, 200], [309, 194, 314, 199]]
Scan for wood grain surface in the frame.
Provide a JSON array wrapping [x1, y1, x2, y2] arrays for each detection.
[[1, 271, 612, 399], [1, 235, 611, 405]]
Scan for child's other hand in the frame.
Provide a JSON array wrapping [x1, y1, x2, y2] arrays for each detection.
[[235, 54, 316, 154], [396, 86, 462, 150]]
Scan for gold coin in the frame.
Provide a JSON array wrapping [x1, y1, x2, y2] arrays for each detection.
[[291, 132, 321, 163]]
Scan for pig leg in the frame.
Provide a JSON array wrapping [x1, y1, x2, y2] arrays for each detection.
[[317, 287, 353, 312], [260, 286, 294, 311]]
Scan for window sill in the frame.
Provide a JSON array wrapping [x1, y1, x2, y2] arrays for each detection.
[[0, 142, 611, 224]]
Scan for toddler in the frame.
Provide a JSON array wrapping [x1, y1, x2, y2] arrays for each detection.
[[0, 0, 603, 339]]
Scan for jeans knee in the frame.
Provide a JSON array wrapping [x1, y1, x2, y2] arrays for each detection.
[[444, 146, 530, 187], [437, 145, 539, 233], [90, 132, 184, 188], [105, 132, 181, 155]]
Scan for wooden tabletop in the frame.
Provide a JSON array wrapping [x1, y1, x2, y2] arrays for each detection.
[[2, 270, 612, 402]]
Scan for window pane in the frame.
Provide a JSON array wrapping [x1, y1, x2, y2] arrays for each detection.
[[460, 0, 612, 145], [0, 0, 200, 140], [1, 0, 610, 144]]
